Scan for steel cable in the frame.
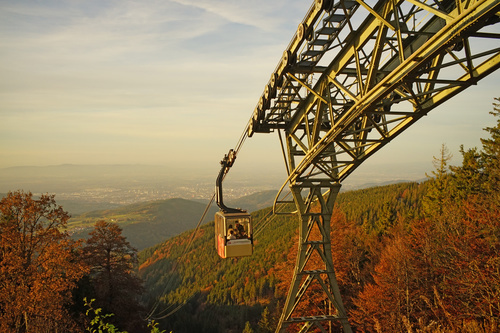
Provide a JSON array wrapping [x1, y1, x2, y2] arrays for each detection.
[[146, 120, 251, 320]]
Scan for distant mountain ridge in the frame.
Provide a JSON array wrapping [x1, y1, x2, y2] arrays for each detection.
[[69, 198, 218, 250], [68, 190, 279, 250], [227, 189, 278, 212]]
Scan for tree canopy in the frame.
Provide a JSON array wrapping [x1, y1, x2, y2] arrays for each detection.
[[0, 191, 88, 332]]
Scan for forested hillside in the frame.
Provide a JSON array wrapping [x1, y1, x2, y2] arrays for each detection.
[[137, 181, 426, 332], [138, 101, 500, 332], [1, 100, 498, 333]]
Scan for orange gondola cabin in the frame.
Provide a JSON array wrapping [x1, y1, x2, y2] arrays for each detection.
[[215, 210, 252, 258], [214, 149, 253, 258]]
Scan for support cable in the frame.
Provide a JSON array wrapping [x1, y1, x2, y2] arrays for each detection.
[[145, 192, 215, 320], [146, 119, 251, 320]]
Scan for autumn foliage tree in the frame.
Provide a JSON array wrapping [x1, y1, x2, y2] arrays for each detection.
[[350, 99, 500, 332], [0, 191, 88, 332], [329, 208, 374, 309], [82, 220, 145, 332]]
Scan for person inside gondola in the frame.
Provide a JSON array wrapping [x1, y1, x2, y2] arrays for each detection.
[[235, 221, 246, 238], [228, 229, 236, 240], [227, 224, 234, 237]]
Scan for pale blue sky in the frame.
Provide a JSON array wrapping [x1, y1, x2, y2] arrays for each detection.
[[1, 0, 499, 187]]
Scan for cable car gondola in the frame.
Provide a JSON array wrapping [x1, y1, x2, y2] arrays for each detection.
[[214, 149, 253, 258]]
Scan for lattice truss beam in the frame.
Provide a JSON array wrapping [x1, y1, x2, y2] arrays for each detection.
[[249, 0, 500, 185], [246, 0, 500, 332]]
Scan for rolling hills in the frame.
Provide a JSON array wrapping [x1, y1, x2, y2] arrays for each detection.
[[68, 190, 278, 250]]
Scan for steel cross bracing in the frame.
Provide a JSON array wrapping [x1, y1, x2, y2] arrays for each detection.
[[245, 0, 500, 332]]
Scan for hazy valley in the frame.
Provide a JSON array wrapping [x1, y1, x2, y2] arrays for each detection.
[[0, 164, 282, 207]]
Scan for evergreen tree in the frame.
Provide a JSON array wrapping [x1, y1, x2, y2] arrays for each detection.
[[422, 143, 453, 217], [242, 321, 254, 333], [481, 97, 500, 196], [450, 145, 484, 201], [257, 307, 273, 333], [375, 201, 396, 236], [83, 220, 145, 332]]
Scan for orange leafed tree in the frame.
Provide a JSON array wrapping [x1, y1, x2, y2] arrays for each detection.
[[0, 191, 88, 333]]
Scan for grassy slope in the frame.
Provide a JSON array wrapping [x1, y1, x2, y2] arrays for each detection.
[[69, 198, 218, 250]]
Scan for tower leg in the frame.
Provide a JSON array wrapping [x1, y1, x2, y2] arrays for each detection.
[[276, 181, 352, 333]]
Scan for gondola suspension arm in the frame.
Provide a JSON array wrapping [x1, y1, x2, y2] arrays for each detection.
[[215, 149, 246, 214]]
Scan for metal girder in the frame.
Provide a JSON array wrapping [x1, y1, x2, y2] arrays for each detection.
[[276, 182, 351, 333], [247, 0, 500, 331], [253, 0, 500, 187], [286, 0, 500, 185]]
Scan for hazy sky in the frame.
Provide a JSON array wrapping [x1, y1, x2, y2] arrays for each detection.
[[1, 0, 499, 187]]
